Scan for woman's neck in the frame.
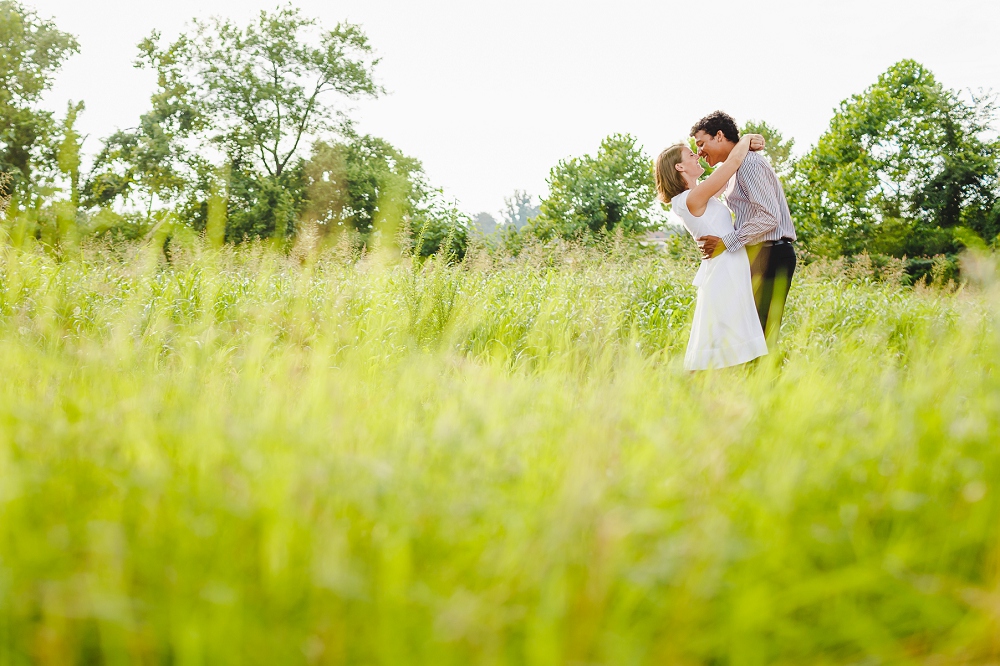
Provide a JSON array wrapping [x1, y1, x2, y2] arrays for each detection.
[[682, 172, 699, 191]]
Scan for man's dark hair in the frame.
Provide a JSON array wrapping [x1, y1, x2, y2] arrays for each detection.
[[691, 111, 740, 144]]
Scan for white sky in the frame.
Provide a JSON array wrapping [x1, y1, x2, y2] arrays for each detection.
[[31, 0, 1000, 217]]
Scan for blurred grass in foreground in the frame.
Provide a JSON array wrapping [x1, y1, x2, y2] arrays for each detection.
[[1, 234, 1000, 665]]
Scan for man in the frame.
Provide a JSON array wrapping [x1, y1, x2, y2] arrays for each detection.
[[691, 111, 797, 348]]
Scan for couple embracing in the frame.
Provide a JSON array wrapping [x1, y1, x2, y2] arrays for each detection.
[[655, 111, 798, 371]]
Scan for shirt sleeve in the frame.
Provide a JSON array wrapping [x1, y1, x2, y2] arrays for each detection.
[[722, 157, 782, 252]]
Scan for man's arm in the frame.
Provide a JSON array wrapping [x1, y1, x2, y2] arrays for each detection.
[[720, 156, 783, 253]]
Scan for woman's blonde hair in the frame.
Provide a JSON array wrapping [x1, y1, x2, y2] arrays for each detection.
[[654, 143, 688, 203]]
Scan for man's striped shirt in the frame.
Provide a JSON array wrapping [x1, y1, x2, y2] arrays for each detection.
[[720, 151, 796, 252]]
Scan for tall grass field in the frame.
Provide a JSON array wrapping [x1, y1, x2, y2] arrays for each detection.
[[2, 233, 1000, 665]]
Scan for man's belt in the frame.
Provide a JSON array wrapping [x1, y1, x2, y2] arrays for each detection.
[[760, 238, 794, 247]]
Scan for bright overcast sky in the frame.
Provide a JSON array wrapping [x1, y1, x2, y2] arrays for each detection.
[[31, 0, 1000, 217]]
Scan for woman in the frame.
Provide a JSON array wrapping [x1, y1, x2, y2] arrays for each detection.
[[654, 135, 768, 371]]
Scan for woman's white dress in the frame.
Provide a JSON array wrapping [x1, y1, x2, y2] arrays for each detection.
[[671, 190, 768, 370]]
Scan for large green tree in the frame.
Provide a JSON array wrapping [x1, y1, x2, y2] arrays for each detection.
[[0, 1, 79, 203], [303, 136, 470, 257], [180, 6, 381, 180], [790, 60, 1000, 257], [530, 134, 657, 241], [84, 35, 203, 217], [303, 134, 426, 236], [94, 5, 381, 240]]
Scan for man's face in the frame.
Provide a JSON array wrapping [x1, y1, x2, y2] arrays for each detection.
[[693, 130, 729, 167]]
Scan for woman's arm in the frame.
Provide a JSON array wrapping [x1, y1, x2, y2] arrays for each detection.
[[686, 134, 763, 217]]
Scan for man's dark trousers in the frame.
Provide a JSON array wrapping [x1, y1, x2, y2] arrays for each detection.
[[746, 242, 796, 347]]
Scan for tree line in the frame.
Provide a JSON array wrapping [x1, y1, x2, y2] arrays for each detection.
[[2, 1, 999, 268]]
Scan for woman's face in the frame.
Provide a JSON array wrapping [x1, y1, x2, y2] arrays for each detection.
[[677, 146, 705, 180]]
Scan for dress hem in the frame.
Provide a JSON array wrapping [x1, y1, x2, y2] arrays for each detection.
[[684, 336, 768, 371]]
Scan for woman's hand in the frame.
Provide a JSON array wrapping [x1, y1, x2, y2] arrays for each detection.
[[745, 133, 766, 152]]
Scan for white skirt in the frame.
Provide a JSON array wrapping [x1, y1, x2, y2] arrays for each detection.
[[684, 248, 768, 371]]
